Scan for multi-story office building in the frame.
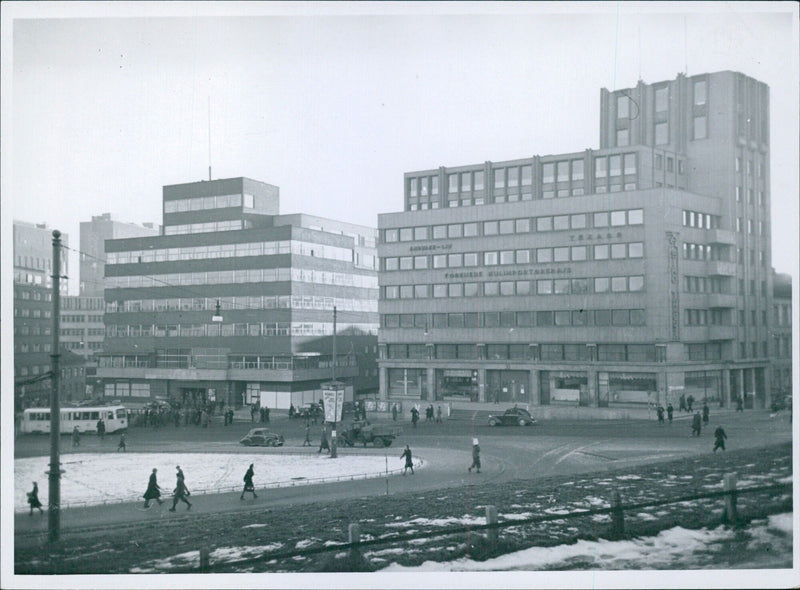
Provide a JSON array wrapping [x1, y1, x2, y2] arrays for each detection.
[[770, 271, 792, 404], [13, 221, 85, 409], [60, 296, 106, 358], [378, 71, 774, 410], [96, 177, 378, 409], [80, 213, 159, 296]]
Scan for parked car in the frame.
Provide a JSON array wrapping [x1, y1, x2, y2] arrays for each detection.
[[239, 428, 285, 447], [488, 407, 537, 427]]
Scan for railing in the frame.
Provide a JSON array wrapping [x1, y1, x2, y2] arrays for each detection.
[[177, 476, 790, 573]]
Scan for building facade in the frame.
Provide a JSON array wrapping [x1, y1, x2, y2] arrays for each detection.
[[96, 177, 379, 409], [79, 213, 159, 297], [13, 221, 85, 410], [770, 271, 792, 405], [377, 71, 774, 410]]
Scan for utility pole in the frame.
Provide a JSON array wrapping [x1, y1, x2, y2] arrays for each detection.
[[330, 306, 338, 458], [48, 230, 63, 543]]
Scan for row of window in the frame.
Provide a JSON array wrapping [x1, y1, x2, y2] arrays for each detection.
[[387, 342, 656, 362], [383, 275, 645, 300], [164, 193, 253, 213], [16, 343, 52, 353], [385, 209, 644, 243], [735, 186, 766, 207], [105, 322, 379, 338], [382, 308, 647, 330], [106, 295, 378, 314], [164, 220, 244, 235], [107, 239, 356, 266], [682, 243, 729, 261], [13, 270, 53, 287], [17, 365, 84, 378], [735, 156, 765, 177], [14, 288, 51, 301], [14, 255, 53, 271], [105, 382, 151, 397], [14, 326, 51, 336], [682, 210, 721, 230], [735, 217, 765, 235], [15, 308, 52, 318], [383, 242, 644, 272], [684, 276, 730, 294], [739, 341, 769, 359], [106, 268, 379, 290]]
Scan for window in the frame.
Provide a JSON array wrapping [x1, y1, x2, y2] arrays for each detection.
[[384, 229, 398, 243], [610, 210, 626, 226], [616, 128, 629, 147], [448, 174, 458, 193], [628, 242, 643, 258], [611, 277, 627, 292], [494, 168, 505, 189], [414, 285, 428, 298], [537, 280, 552, 294], [474, 171, 484, 190], [414, 226, 429, 240], [484, 221, 498, 235], [500, 281, 515, 296], [484, 252, 498, 266], [553, 215, 569, 231], [499, 219, 515, 234], [448, 224, 463, 239], [655, 86, 668, 111], [594, 157, 607, 178], [448, 253, 463, 267], [593, 212, 609, 227], [464, 252, 478, 267], [484, 282, 499, 296], [570, 214, 587, 229], [617, 94, 629, 118], [624, 153, 637, 175], [464, 222, 479, 237], [464, 282, 479, 297], [553, 247, 570, 262], [694, 79, 707, 105], [542, 163, 555, 184], [628, 209, 643, 224], [666, 157, 674, 172], [500, 250, 514, 265], [461, 172, 472, 192], [521, 166, 532, 186], [516, 280, 530, 295], [536, 217, 552, 232], [448, 284, 463, 298], [629, 276, 644, 291], [515, 218, 530, 233], [433, 254, 447, 269], [400, 228, 413, 241], [537, 248, 552, 263], [609, 155, 622, 176], [611, 243, 627, 259], [433, 284, 447, 298], [508, 168, 519, 188], [594, 244, 609, 260], [655, 122, 668, 145]]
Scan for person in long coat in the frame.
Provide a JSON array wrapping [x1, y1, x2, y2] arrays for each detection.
[[318, 426, 329, 454], [96, 419, 105, 440], [400, 445, 414, 475], [72, 426, 81, 447], [117, 432, 126, 452], [391, 404, 398, 421], [143, 468, 164, 508], [468, 439, 481, 473], [702, 402, 710, 425], [27, 481, 43, 515], [691, 412, 702, 437], [240, 463, 258, 499], [410, 407, 419, 428], [667, 403, 674, 423], [169, 468, 192, 511], [713, 425, 728, 452]]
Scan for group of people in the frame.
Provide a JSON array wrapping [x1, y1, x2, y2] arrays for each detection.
[[141, 463, 261, 510], [424, 404, 443, 423], [251, 404, 271, 423]]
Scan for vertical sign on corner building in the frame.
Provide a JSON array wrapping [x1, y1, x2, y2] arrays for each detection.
[[666, 231, 680, 341]]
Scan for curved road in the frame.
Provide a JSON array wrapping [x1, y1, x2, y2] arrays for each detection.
[[15, 408, 792, 538]]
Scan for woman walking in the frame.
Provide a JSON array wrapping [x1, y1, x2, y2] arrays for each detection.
[[169, 468, 192, 511], [400, 445, 414, 475], [27, 482, 43, 515], [241, 464, 258, 500], [143, 468, 164, 508]]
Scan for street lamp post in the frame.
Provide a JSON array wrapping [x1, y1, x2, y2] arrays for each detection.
[[48, 230, 63, 543]]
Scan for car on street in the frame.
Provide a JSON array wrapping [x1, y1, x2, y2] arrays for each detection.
[[239, 428, 285, 447], [488, 407, 537, 427]]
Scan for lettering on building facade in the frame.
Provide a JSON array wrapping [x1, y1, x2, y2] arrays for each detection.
[[569, 232, 624, 241], [666, 231, 680, 340], [410, 243, 453, 252]]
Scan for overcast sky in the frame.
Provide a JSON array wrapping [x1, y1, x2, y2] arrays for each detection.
[[2, 2, 798, 294]]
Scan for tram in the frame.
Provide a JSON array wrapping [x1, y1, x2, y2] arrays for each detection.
[[20, 406, 128, 434]]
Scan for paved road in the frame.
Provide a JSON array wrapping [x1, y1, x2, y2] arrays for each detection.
[[15, 408, 792, 539]]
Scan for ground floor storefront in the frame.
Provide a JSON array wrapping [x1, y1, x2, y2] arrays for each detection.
[[379, 362, 770, 409], [99, 377, 356, 410]]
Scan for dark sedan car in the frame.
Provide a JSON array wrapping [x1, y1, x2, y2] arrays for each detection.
[[239, 428, 285, 447], [487, 407, 536, 427]]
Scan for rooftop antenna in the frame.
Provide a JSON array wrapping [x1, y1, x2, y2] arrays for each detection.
[[207, 96, 212, 181]]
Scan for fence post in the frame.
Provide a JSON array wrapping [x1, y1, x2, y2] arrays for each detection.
[[723, 473, 738, 524], [199, 546, 210, 572], [610, 490, 625, 538], [348, 523, 362, 568], [485, 505, 498, 549]]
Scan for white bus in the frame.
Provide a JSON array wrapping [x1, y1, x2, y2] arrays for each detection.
[[20, 406, 128, 434]]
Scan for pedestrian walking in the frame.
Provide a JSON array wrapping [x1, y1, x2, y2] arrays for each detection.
[[302, 422, 312, 446], [679, 394, 687, 413], [691, 411, 702, 437], [713, 425, 727, 452], [27, 481, 43, 515], [656, 405, 665, 424], [702, 402, 710, 425], [686, 394, 695, 413], [667, 403, 674, 423], [391, 403, 398, 422], [117, 433, 126, 452], [96, 418, 106, 440], [436, 405, 443, 424], [318, 426, 329, 454], [241, 463, 258, 499], [468, 438, 481, 473], [251, 404, 258, 422], [410, 406, 419, 428], [143, 468, 164, 508], [264, 407, 270, 423], [72, 426, 81, 447], [169, 468, 192, 511], [736, 396, 744, 412], [400, 445, 414, 475]]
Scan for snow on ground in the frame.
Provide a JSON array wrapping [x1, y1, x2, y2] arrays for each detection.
[[378, 513, 793, 571], [15, 452, 419, 511], [384, 515, 485, 528]]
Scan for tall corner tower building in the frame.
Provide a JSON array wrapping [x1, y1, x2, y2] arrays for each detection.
[[377, 71, 773, 412]]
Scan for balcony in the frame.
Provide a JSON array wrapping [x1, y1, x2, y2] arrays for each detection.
[[707, 293, 737, 308], [706, 261, 737, 276], [708, 326, 736, 340], [707, 229, 736, 245]]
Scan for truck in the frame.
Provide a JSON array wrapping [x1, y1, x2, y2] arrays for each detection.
[[339, 420, 400, 448]]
